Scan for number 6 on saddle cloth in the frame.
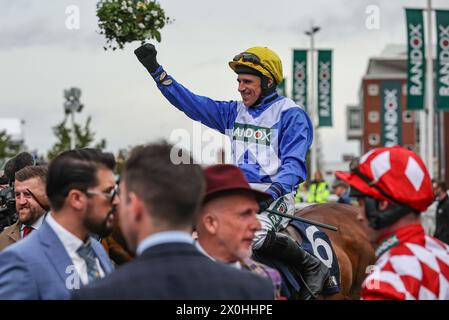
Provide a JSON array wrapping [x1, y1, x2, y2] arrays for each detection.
[[253, 218, 341, 299]]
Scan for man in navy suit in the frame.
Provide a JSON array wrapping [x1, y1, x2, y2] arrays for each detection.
[[72, 142, 274, 300], [0, 149, 117, 299]]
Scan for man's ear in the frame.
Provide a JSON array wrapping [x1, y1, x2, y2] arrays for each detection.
[[66, 189, 86, 211], [267, 78, 274, 88], [128, 192, 144, 223], [203, 212, 219, 235]]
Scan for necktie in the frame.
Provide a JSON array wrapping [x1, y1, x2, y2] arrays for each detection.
[[76, 242, 101, 283], [22, 226, 33, 238]]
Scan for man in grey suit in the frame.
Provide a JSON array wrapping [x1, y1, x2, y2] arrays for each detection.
[[72, 142, 274, 300], [0, 149, 117, 299]]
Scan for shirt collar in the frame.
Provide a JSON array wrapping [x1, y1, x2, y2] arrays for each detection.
[[136, 231, 193, 256], [20, 212, 47, 232], [195, 241, 241, 269], [45, 212, 84, 252], [375, 223, 424, 257]]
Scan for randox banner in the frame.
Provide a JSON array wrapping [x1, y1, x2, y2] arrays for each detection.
[[317, 50, 332, 127], [381, 81, 402, 147], [405, 9, 426, 110], [292, 50, 307, 111], [436, 10, 449, 111], [276, 78, 286, 97]]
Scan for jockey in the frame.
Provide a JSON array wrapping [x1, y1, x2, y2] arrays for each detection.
[[336, 146, 449, 300], [134, 44, 330, 298]]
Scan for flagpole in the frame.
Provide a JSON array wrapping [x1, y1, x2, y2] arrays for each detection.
[[426, 0, 435, 177], [305, 23, 321, 178]]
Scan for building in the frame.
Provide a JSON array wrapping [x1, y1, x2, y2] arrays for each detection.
[[347, 45, 449, 184]]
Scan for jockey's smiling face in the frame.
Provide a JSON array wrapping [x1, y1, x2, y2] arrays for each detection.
[[198, 191, 261, 262], [237, 74, 262, 107]]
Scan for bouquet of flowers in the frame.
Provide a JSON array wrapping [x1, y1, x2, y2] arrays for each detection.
[[97, 0, 171, 50]]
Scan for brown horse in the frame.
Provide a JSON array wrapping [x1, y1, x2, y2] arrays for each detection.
[[285, 203, 376, 300]]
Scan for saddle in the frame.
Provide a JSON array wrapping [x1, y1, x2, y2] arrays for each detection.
[[253, 220, 341, 299]]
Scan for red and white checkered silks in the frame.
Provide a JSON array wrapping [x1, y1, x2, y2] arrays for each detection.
[[336, 146, 433, 212], [362, 224, 449, 300]]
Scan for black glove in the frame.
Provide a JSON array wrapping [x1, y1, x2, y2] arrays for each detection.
[[258, 197, 274, 213], [134, 43, 160, 74]]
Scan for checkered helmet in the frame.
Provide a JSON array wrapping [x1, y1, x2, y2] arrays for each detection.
[[336, 146, 433, 213]]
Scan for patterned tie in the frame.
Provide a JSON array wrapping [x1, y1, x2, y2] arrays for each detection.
[[22, 226, 33, 238], [76, 242, 101, 283]]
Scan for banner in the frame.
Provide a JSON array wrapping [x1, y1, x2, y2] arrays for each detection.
[[381, 81, 402, 147], [436, 10, 449, 111], [317, 50, 332, 127], [292, 50, 308, 111], [276, 78, 286, 97], [405, 9, 426, 110]]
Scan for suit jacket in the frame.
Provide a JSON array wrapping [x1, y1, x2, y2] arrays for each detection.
[[0, 220, 20, 251], [0, 221, 114, 300], [72, 242, 274, 300]]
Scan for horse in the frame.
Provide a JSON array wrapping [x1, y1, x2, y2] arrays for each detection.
[[283, 202, 376, 300]]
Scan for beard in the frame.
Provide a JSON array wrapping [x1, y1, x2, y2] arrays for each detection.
[[18, 206, 44, 226], [84, 206, 116, 239]]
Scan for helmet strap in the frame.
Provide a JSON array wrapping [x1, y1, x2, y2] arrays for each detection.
[[364, 197, 415, 230]]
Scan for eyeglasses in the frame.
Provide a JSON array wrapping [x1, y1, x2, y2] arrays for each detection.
[[233, 52, 276, 81], [85, 184, 119, 204]]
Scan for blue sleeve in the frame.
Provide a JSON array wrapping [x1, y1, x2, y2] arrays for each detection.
[[268, 108, 313, 197], [0, 249, 39, 299], [149, 66, 238, 134]]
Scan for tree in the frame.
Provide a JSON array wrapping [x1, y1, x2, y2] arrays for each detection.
[[47, 115, 107, 160], [0, 130, 22, 160]]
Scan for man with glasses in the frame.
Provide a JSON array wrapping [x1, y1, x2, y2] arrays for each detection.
[[336, 146, 449, 300], [72, 142, 274, 300], [134, 44, 329, 298], [0, 166, 49, 251], [0, 148, 116, 299]]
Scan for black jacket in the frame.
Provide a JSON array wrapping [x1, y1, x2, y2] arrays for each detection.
[[71, 242, 274, 300], [434, 195, 449, 245]]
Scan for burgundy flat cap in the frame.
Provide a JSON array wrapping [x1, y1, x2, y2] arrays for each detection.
[[203, 164, 271, 203]]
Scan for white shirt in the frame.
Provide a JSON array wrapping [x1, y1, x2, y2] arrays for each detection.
[[20, 213, 46, 239], [46, 213, 105, 285], [136, 231, 193, 256], [195, 241, 242, 269]]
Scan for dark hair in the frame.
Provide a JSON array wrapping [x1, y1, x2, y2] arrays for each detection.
[[46, 148, 115, 211], [124, 141, 204, 228], [435, 180, 448, 192], [15, 165, 48, 184], [332, 180, 349, 189]]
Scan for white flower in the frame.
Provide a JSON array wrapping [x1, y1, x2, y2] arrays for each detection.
[[151, 9, 158, 15], [118, 18, 123, 23], [144, 15, 151, 21], [127, 7, 133, 13], [138, 23, 145, 29]]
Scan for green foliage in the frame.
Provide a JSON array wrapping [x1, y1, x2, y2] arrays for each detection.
[[0, 130, 21, 160], [47, 115, 107, 160], [97, 0, 172, 50]]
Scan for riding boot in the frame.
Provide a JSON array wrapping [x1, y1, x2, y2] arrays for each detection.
[[255, 230, 330, 299]]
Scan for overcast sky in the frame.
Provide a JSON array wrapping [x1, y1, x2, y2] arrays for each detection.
[[1, 0, 448, 163]]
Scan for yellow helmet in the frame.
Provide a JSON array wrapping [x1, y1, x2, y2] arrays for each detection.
[[229, 47, 283, 85]]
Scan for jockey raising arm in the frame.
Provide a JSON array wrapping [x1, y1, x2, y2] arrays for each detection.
[[135, 44, 330, 299]]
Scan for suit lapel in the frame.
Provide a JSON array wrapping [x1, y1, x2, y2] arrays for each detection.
[[38, 221, 75, 284]]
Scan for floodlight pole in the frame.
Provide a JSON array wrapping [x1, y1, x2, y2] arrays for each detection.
[[305, 23, 321, 178]]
